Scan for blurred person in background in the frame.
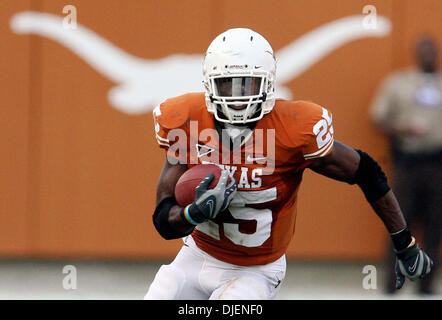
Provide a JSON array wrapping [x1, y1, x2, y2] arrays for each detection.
[[370, 36, 441, 295]]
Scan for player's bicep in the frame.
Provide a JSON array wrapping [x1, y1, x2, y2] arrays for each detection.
[[308, 141, 360, 183], [156, 158, 188, 204]]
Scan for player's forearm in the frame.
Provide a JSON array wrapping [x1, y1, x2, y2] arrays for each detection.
[[153, 160, 194, 239], [157, 193, 195, 235], [168, 204, 195, 234], [153, 196, 194, 240], [351, 150, 411, 246], [369, 189, 407, 233], [309, 143, 411, 246]]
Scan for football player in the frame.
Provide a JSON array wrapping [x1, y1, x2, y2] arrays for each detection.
[[145, 28, 433, 299]]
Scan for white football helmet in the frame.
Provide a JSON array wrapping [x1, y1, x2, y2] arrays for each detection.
[[203, 28, 276, 124]]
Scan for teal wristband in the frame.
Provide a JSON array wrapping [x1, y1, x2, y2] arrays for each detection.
[[183, 205, 199, 225]]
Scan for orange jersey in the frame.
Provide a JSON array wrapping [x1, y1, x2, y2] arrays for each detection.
[[153, 93, 334, 266]]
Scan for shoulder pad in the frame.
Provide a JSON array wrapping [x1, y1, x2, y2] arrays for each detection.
[[153, 93, 204, 129], [274, 99, 322, 119]]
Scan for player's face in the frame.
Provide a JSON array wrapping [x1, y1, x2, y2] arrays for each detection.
[[416, 38, 438, 72], [214, 77, 262, 110]]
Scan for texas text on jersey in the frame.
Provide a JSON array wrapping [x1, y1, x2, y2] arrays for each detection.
[[153, 92, 334, 266]]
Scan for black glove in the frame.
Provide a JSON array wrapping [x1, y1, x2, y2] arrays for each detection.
[[394, 239, 433, 289], [182, 171, 237, 225]]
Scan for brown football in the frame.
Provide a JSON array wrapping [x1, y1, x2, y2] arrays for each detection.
[[174, 164, 229, 207]]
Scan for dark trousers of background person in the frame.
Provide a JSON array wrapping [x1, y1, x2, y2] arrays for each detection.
[[384, 150, 442, 295]]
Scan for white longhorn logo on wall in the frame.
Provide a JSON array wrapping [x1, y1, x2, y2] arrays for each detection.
[[10, 12, 391, 115]]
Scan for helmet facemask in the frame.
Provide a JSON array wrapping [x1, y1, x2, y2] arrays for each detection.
[[207, 75, 270, 123]]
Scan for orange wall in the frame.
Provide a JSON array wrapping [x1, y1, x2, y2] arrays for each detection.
[[1, 0, 441, 260]]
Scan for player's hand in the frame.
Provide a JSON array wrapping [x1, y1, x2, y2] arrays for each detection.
[[394, 239, 433, 289], [183, 171, 237, 225]]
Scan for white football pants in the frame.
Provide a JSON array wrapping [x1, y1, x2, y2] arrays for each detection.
[[144, 235, 286, 300]]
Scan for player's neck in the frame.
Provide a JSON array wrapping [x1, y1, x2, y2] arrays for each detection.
[[214, 119, 257, 150]]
